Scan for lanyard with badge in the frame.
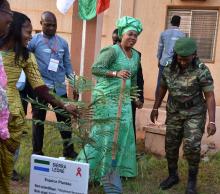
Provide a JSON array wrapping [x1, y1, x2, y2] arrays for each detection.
[[43, 34, 60, 72]]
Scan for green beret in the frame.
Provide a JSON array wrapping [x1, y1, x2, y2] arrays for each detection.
[[174, 37, 197, 57]]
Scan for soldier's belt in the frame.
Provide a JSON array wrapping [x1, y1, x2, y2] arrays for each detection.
[[173, 96, 204, 109]]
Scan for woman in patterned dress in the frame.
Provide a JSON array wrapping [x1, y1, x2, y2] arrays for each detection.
[[77, 16, 143, 181], [0, 11, 78, 193]]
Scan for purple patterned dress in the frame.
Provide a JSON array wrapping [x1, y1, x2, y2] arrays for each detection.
[[0, 54, 10, 140]]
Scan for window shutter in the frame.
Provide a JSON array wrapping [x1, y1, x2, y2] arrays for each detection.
[[167, 9, 218, 62], [190, 10, 218, 61]]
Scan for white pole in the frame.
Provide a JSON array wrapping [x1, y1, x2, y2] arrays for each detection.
[[79, 20, 87, 100], [118, 0, 123, 19], [80, 20, 87, 77]]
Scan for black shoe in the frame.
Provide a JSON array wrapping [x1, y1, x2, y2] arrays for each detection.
[[11, 170, 20, 181], [160, 168, 179, 190], [185, 168, 198, 194], [63, 150, 78, 159], [63, 145, 78, 159]]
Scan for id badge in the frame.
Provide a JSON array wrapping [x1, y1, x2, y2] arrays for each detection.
[[48, 58, 59, 72]]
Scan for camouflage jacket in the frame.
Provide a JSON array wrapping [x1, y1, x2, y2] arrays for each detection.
[[161, 58, 214, 115]]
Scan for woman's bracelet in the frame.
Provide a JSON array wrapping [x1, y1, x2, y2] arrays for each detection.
[[153, 109, 158, 111], [209, 122, 216, 125], [112, 71, 117, 77]]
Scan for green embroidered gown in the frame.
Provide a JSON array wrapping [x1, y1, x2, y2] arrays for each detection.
[[77, 44, 140, 181]]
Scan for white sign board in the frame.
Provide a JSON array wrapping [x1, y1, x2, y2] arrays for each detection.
[[29, 155, 89, 194]]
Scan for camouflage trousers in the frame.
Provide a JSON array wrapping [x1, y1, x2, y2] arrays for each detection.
[[165, 112, 206, 170]]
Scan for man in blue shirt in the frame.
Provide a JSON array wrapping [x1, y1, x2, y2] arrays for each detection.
[[16, 70, 31, 115], [155, 15, 185, 97], [28, 11, 77, 158]]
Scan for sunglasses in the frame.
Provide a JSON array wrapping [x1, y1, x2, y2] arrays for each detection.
[[0, 8, 13, 17]]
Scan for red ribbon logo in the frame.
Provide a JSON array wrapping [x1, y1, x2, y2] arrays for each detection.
[[76, 167, 82, 177]]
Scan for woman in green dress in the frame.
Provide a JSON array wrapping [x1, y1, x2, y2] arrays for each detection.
[[77, 16, 143, 181]]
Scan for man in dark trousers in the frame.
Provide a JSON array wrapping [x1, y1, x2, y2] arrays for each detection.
[[112, 29, 144, 141], [28, 11, 77, 158]]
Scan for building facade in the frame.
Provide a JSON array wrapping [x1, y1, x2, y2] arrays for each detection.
[[9, 0, 220, 105], [7, 0, 220, 148], [9, 0, 73, 46], [101, 0, 220, 105]]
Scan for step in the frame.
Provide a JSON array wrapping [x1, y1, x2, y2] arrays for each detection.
[[142, 106, 220, 156], [143, 124, 167, 156], [135, 106, 166, 131]]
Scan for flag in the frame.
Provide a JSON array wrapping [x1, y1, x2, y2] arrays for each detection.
[[78, 0, 110, 20], [96, 0, 110, 14], [33, 159, 50, 173], [56, 0, 76, 14], [78, 0, 97, 20]]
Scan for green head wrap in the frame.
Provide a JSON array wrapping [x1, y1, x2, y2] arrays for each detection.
[[116, 16, 143, 38], [174, 37, 197, 57]]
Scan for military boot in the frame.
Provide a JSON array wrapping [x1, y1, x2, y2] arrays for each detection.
[[160, 167, 179, 190], [185, 168, 198, 194]]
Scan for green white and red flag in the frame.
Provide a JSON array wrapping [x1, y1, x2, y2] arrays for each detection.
[[96, 0, 110, 14], [78, 0, 110, 20]]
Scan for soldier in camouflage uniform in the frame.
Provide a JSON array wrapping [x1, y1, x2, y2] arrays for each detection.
[[150, 37, 216, 194]]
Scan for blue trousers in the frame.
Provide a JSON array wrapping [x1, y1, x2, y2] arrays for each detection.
[[155, 65, 165, 98]]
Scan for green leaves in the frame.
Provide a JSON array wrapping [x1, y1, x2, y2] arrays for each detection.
[[27, 75, 138, 182]]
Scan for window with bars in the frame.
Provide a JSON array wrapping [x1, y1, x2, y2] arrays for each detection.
[[167, 9, 218, 62]]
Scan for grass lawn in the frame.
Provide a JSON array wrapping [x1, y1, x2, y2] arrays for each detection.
[[12, 121, 220, 194]]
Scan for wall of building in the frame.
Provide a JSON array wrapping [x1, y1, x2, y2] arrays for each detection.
[[101, 0, 220, 105], [9, 0, 73, 46]]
